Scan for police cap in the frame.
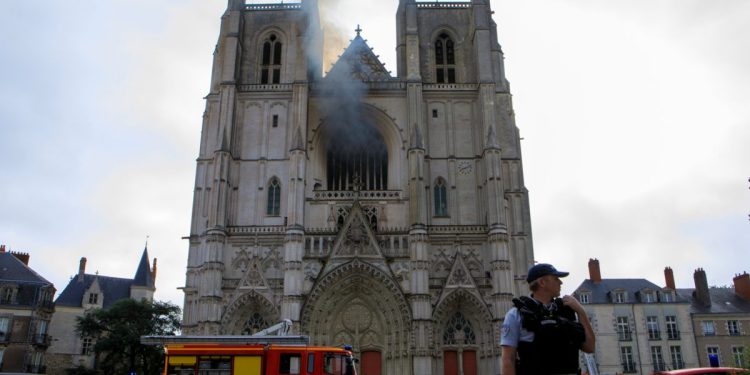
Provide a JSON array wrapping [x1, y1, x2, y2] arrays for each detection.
[[526, 263, 569, 283]]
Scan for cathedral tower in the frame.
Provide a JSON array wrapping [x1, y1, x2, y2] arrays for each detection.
[[182, 1, 534, 374]]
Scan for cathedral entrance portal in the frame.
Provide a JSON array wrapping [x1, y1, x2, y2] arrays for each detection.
[[300, 260, 412, 375]]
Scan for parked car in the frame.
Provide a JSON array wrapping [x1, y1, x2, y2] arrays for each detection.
[[653, 367, 750, 375]]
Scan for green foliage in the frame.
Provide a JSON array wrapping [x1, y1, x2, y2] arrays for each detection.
[[76, 299, 181, 375]]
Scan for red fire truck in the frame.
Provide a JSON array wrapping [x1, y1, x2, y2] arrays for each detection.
[[142, 321, 357, 375]]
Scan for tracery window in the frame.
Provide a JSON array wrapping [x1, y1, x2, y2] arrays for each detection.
[[326, 122, 387, 191], [443, 312, 476, 345], [260, 34, 282, 84], [434, 178, 448, 217], [242, 312, 269, 335], [435, 33, 456, 83], [267, 178, 281, 216]]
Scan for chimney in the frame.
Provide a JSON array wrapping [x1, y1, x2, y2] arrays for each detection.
[[11, 251, 30, 266], [693, 268, 711, 307], [664, 267, 676, 289], [733, 272, 750, 301], [78, 257, 87, 282], [151, 258, 158, 285], [588, 258, 602, 284]]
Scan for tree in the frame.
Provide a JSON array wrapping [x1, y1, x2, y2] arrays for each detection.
[[76, 299, 181, 375]]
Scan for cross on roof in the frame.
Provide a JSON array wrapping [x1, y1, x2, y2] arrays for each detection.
[[355, 24, 362, 37]]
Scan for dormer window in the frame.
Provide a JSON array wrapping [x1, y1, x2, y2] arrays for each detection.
[[88, 293, 99, 304], [614, 291, 627, 303], [642, 290, 656, 303], [260, 34, 282, 84], [434, 33, 456, 83], [662, 291, 674, 302], [579, 292, 591, 304]]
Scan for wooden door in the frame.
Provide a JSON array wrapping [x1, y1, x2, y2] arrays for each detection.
[[360, 351, 382, 375], [462, 350, 477, 375], [443, 351, 458, 375]]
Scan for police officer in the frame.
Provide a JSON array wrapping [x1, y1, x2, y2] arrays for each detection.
[[501, 263, 595, 375]]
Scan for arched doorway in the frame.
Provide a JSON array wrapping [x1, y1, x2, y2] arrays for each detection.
[[433, 290, 498, 375], [300, 260, 412, 375], [441, 311, 478, 375]]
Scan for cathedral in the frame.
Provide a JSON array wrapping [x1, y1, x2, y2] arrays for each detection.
[[181, 0, 535, 374]]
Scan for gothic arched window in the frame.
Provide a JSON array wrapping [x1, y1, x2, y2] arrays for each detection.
[[242, 312, 269, 335], [326, 121, 388, 191], [435, 33, 456, 83], [443, 311, 476, 345], [260, 34, 282, 84], [267, 178, 281, 216], [434, 178, 448, 217]]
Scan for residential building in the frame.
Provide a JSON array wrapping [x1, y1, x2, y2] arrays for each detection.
[[573, 259, 699, 374], [45, 248, 156, 374], [181, 1, 535, 373], [678, 269, 750, 368], [0, 245, 56, 373]]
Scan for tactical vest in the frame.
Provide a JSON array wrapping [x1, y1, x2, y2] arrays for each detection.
[[512, 296, 585, 375]]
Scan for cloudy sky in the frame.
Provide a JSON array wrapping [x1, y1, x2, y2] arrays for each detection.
[[1, 0, 748, 308]]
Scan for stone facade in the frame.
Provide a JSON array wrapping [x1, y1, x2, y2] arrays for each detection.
[[0, 246, 55, 373], [573, 260, 700, 375], [678, 269, 750, 368], [181, 1, 535, 374]]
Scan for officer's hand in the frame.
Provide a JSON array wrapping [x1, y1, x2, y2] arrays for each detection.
[[561, 295, 584, 314]]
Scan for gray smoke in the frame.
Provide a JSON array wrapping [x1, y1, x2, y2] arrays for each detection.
[[300, 0, 388, 156]]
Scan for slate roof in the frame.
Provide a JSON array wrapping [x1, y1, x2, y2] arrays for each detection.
[[133, 248, 154, 288], [55, 274, 134, 309], [326, 33, 393, 82], [54, 247, 153, 309], [575, 278, 689, 304], [0, 252, 52, 285], [677, 287, 750, 314]]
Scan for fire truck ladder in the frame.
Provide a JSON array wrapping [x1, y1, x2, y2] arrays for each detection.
[[141, 319, 310, 346]]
